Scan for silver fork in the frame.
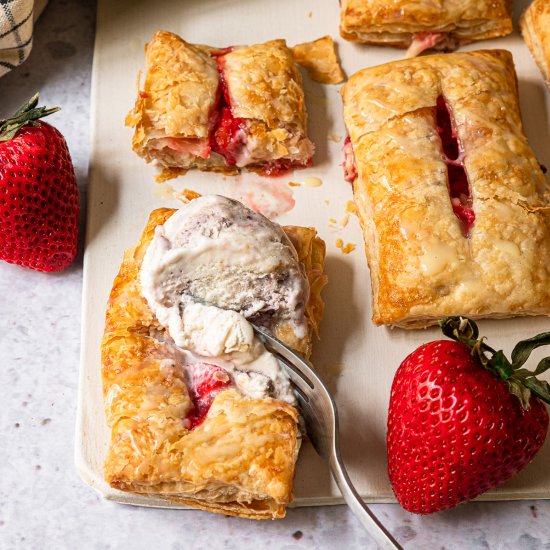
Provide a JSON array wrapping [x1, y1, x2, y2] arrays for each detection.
[[253, 324, 403, 550]]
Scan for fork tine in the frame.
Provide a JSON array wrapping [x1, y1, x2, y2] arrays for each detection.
[[294, 393, 326, 457], [270, 351, 315, 395], [253, 325, 315, 388], [292, 382, 310, 404]]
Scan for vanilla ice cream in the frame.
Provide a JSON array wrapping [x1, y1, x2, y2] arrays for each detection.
[[140, 195, 309, 403]]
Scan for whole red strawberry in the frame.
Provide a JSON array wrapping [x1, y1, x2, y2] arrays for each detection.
[[0, 94, 79, 272], [388, 317, 550, 514]]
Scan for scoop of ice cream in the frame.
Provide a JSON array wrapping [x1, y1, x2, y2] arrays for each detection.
[[159, 298, 254, 356], [140, 195, 307, 403], [141, 194, 309, 334]]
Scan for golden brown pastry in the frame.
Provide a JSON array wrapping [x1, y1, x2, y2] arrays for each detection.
[[291, 36, 345, 84], [102, 195, 327, 518], [126, 31, 314, 180], [520, 0, 550, 90], [340, 0, 513, 57], [342, 50, 550, 328]]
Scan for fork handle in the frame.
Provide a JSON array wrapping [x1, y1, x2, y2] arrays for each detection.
[[329, 451, 404, 550]]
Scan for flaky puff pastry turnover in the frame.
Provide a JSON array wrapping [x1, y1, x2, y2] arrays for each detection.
[[521, 0, 550, 90], [340, 0, 512, 57], [342, 50, 550, 329], [101, 196, 327, 519], [126, 31, 314, 181]]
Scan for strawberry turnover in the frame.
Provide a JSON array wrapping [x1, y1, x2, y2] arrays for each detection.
[[127, 31, 314, 181]]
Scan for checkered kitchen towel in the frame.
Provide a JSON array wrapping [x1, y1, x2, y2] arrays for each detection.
[[0, 0, 47, 78]]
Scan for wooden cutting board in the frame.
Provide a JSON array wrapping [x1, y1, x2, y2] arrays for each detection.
[[76, 0, 550, 508]]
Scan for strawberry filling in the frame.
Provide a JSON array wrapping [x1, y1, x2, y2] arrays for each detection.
[[211, 106, 246, 166], [260, 158, 300, 177], [436, 96, 474, 235], [184, 362, 233, 430], [406, 32, 447, 58], [208, 49, 310, 176], [164, 137, 211, 159], [343, 136, 357, 182], [209, 51, 248, 166]]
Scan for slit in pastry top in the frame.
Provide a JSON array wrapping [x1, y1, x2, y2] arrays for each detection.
[[341, 50, 550, 327], [140, 195, 310, 423], [209, 48, 247, 167], [435, 96, 474, 236]]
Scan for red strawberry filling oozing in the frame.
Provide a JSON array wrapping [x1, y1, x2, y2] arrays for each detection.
[[210, 51, 247, 166], [436, 96, 474, 235], [343, 136, 357, 183], [184, 362, 233, 430], [208, 50, 308, 177], [259, 158, 298, 177], [406, 32, 448, 58]]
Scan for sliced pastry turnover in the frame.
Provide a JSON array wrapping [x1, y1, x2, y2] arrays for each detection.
[[342, 50, 550, 328], [126, 31, 314, 181], [102, 197, 327, 518], [340, 0, 512, 57]]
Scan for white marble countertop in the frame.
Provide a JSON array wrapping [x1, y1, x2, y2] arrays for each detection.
[[1, 1, 550, 549]]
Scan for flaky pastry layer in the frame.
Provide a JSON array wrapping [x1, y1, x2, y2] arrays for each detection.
[[340, 0, 512, 48], [102, 208, 327, 518], [342, 50, 550, 328], [520, 0, 550, 90]]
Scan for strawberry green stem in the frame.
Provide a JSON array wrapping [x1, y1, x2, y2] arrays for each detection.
[[0, 93, 60, 142], [440, 316, 550, 410]]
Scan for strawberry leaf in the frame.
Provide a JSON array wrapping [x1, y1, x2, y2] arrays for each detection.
[[511, 332, 550, 368], [13, 93, 39, 117], [522, 378, 550, 406], [507, 379, 532, 410], [440, 316, 479, 342], [535, 357, 550, 376], [0, 93, 60, 142], [440, 316, 550, 411], [488, 350, 514, 380], [440, 317, 496, 367]]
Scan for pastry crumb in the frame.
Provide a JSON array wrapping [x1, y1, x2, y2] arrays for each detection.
[[291, 36, 345, 84], [155, 166, 188, 182], [341, 243, 356, 254], [154, 183, 202, 204], [329, 217, 337, 224], [346, 200, 357, 215], [324, 199, 330, 206], [328, 134, 343, 143], [288, 181, 301, 187], [335, 238, 355, 254], [340, 214, 350, 227], [307, 11, 312, 18], [178, 188, 202, 203]]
